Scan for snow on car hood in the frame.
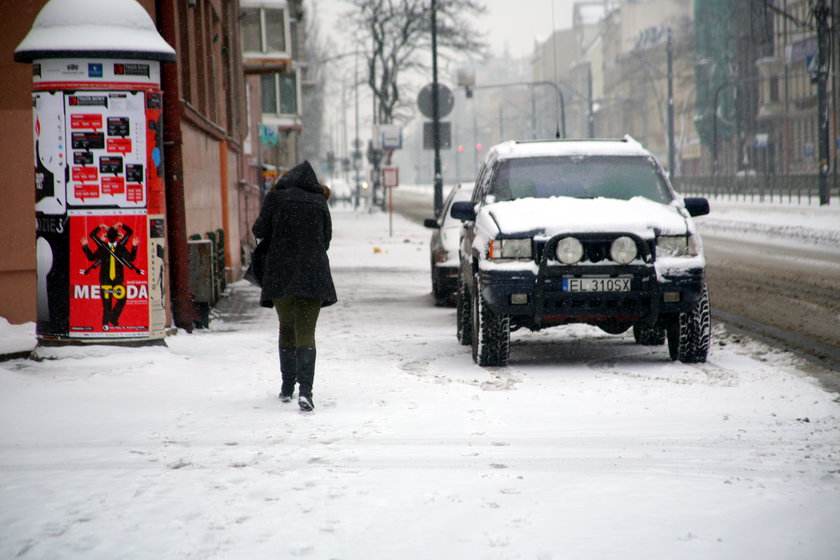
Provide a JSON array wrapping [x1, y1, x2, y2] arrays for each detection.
[[478, 196, 690, 240]]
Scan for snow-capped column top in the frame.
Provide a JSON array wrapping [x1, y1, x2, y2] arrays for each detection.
[[14, 0, 176, 63]]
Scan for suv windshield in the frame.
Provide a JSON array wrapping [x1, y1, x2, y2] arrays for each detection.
[[489, 155, 673, 204]]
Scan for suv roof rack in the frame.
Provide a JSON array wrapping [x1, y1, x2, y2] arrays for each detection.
[[513, 135, 639, 145]]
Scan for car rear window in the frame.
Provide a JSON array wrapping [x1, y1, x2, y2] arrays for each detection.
[[490, 155, 673, 204]]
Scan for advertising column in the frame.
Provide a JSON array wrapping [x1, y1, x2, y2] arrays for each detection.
[[16, 0, 175, 344], [31, 60, 167, 342]]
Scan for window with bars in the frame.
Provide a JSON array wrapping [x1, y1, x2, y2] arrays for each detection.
[[260, 72, 298, 116]]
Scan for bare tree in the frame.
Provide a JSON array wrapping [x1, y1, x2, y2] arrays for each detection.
[[346, 0, 486, 124]]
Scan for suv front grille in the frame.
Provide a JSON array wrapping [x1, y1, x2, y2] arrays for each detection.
[[534, 236, 655, 264]]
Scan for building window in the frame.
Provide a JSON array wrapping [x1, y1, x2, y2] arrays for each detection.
[[260, 74, 277, 114], [278, 72, 297, 114], [261, 72, 298, 116], [769, 77, 779, 103], [240, 7, 287, 54], [240, 8, 261, 52], [264, 9, 286, 52]]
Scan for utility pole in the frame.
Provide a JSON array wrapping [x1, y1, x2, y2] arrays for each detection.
[[667, 28, 676, 179], [431, 0, 443, 217], [814, 0, 831, 205], [354, 48, 361, 209], [587, 64, 595, 138]]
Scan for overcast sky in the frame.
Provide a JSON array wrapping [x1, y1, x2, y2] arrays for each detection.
[[309, 0, 578, 150], [311, 0, 576, 60]]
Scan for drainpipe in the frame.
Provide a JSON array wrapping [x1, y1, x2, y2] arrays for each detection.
[[219, 139, 231, 278], [157, 0, 198, 331]]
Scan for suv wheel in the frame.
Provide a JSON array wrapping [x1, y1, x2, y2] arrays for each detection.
[[456, 276, 472, 346], [471, 274, 510, 366], [633, 321, 666, 346], [667, 284, 711, 363]]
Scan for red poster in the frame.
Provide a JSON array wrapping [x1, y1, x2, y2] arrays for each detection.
[[145, 92, 165, 215], [69, 211, 149, 337]]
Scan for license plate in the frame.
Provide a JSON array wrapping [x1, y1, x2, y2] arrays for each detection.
[[562, 277, 632, 292]]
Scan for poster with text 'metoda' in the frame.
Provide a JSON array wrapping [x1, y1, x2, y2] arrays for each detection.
[[68, 210, 149, 338]]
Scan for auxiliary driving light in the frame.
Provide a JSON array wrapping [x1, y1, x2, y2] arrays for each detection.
[[610, 236, 637, 264], [555, 237, 584, 264]]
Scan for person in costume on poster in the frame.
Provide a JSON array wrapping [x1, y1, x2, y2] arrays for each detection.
[[80, 222, 143, 329]]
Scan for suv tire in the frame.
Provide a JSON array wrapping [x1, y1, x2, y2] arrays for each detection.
[[633, 322, 666, 346], [667, 284, 711, 363], [456, 276, 472, 346], [471, 274, 510, 366]]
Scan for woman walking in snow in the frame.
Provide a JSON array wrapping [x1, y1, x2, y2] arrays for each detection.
[[252, 160, 337, 411]]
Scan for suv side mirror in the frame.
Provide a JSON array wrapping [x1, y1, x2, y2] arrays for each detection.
[[423, 218, 440, 229], [684, 197, 710, 217], [450, 201, 476, 222]]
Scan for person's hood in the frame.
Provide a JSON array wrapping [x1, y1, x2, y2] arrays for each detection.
[[276, 160, 322, 194]]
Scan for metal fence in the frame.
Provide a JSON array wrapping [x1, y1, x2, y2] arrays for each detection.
[[673, 175, 839, 205]]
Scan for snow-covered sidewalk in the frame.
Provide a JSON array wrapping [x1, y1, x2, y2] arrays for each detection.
[[695, 197, 840, 249], [1, 207, 839, 559]]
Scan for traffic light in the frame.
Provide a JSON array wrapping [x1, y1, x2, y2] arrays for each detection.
[[476, 143, 483, 152], [457, 144, 464, 153]]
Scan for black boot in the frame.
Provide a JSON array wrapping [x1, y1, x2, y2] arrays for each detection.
[[296, 346, 316, 411], [279, 346, 296, 402]]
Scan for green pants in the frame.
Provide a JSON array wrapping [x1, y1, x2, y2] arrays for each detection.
[[274, 296, 321, 348]]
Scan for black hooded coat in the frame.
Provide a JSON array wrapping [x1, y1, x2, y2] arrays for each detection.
[[252, 160, 337, 308]]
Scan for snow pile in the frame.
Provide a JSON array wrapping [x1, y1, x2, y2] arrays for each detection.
[[15, 0, 175, 61], [0, 318, 35, 356], [696, 200, 840, 249]]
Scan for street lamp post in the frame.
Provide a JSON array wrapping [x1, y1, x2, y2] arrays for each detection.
[[667, 28, 676, 178], [814, 0, 831, 205], [431, 0, 443, 217]]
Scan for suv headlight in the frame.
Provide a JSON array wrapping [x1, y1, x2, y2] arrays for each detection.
[[489, 238, 532, 260], [657, 234, 700, 257]]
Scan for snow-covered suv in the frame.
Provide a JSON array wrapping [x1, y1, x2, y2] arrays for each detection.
[[451, 137, 711, 367]]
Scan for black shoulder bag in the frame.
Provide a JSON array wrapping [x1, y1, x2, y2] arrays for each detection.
[[243, 238, 269, 287]]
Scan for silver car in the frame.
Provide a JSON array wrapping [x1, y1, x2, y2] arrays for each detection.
[[424, 183, 475, 306]]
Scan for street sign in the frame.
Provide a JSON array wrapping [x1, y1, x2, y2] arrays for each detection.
[[423, 121, 451, 150], [417, 83, 454, 119], [379, 124, 403, 150], [382, 167, 399, 188]]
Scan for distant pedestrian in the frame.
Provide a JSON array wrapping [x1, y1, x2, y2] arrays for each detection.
[[252, 160, 337, 411]]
